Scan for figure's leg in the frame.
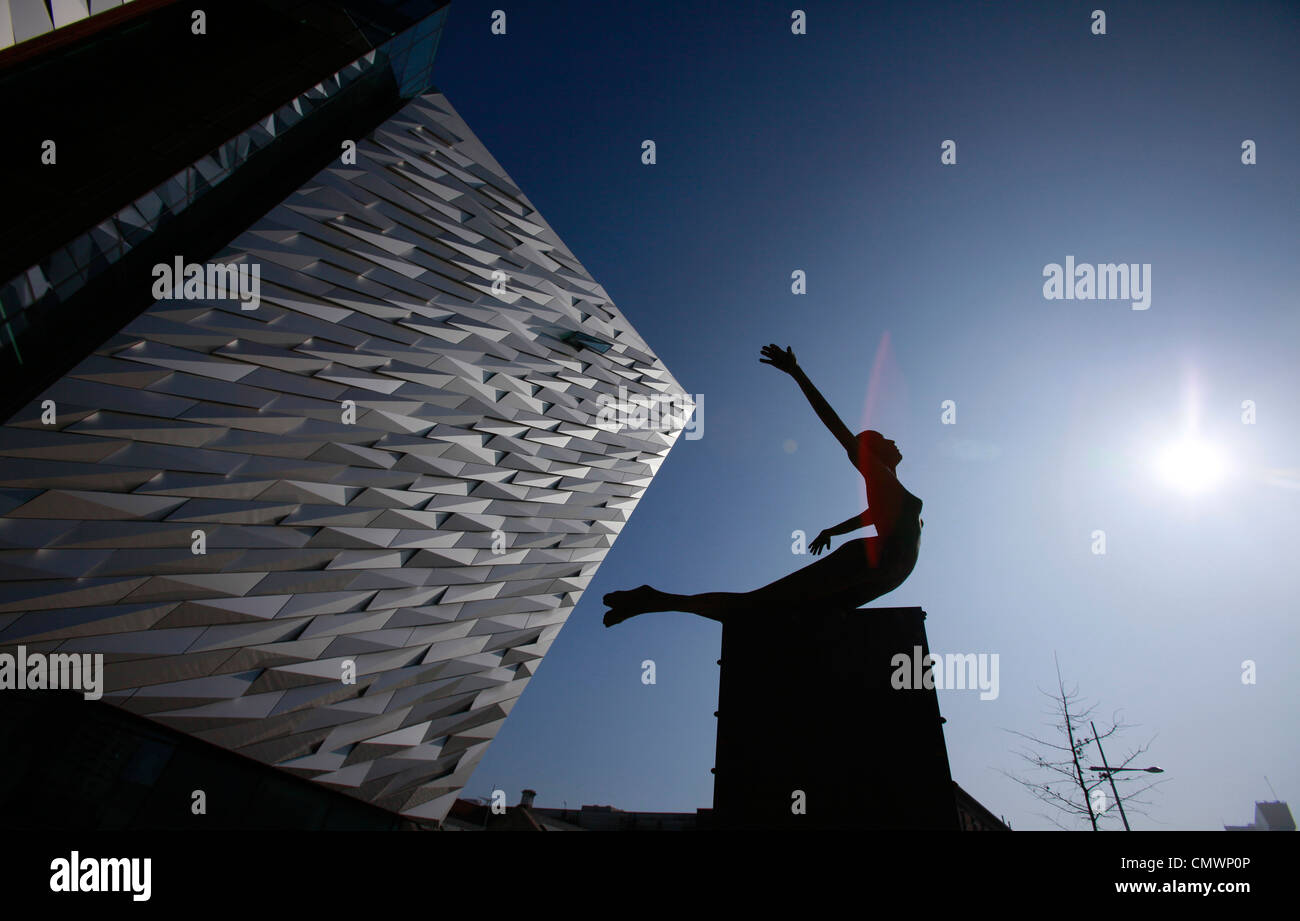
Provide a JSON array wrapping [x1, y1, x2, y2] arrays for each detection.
[[602, 586, 747, 625], [603, 538, 904, 626]]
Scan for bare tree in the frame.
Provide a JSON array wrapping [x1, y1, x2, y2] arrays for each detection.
[[1001, 655, 1164, 830]]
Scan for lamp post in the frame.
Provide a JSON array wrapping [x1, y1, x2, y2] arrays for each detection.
[[1086, 719, 1163, 831], [1087, 767, 1165, 772]]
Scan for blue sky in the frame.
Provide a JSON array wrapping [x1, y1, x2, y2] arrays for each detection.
[[432, 0, 1299, 828]]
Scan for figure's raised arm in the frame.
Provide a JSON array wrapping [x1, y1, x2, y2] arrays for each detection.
[[760, 344, 856, 455]]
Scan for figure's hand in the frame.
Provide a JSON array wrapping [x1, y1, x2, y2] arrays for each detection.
[[809, 530, 831, 555], [760, 344, 798, 374]]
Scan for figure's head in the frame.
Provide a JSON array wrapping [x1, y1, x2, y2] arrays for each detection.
[[856, 430, 902, 469]]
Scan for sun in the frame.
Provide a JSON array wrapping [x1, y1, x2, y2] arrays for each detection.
[[1153, 438, 1227, 494]]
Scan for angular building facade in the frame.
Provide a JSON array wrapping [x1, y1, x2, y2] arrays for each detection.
[[1, 0, 139, 51], [0, 1, 690, 825]]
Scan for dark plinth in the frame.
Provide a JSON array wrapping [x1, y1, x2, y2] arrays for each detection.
[[711, 605, 959, 830]]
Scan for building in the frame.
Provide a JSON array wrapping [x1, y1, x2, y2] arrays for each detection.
[[444, 785, 1007, 831], [954, 782, 1011, 831], [0, 0, 691, 827], [1, 0, 142, 51], [1225, 801, 1296, 831]]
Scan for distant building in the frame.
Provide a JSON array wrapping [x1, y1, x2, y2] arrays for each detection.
[[1225, 801, 1295, 831], [528, 803, 709, 831], [446, 784, 1008, 830], [443, 790, 588, 831], [954, 782, 1011, 831]]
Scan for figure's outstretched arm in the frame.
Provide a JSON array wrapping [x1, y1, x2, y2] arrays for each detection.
[[760, 344, 856, 455], [827, 507, 873, 535], [809, 508, 873, 554]]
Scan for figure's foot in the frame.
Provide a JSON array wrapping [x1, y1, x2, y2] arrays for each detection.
[[601, 585, 668, 626], [603, 607, 635, 627]]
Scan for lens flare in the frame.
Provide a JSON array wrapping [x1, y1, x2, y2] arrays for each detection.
[[1154, 438, 1226, 494]]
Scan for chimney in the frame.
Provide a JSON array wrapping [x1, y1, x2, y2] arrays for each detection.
[[519, 789, 536, 809]]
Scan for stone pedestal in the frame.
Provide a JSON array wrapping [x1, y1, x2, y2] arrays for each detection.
[[711, 605, 959, 830]]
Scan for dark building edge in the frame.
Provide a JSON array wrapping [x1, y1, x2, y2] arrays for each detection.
[[0, 689, 432, 830]]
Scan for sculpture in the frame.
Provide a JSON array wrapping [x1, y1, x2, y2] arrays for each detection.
[[603, 344, 922, 626]]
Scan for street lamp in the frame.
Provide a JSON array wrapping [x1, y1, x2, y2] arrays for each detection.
[[1088, 766, 1164, 773], [1085, 719, 1163, 831]]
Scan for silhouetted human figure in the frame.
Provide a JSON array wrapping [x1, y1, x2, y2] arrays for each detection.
[[603, 344, 923, 626]]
